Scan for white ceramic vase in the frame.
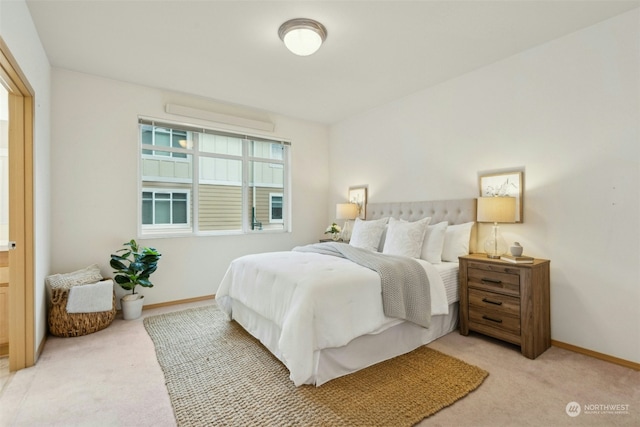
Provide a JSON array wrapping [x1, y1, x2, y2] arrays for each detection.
[[510, 242, 524, 256]]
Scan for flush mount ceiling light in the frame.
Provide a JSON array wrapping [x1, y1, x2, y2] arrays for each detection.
[[278, 18, 327, 56]]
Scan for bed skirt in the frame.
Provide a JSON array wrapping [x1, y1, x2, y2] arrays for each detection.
[[228, 299, 459, 386]]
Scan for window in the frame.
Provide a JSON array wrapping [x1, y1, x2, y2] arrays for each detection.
[[139, 119, 290, 236], [141, 126, 188, 159], [270, 143, 284, 168], [269, 193, 283, 223], [142, 190, 190, 227]]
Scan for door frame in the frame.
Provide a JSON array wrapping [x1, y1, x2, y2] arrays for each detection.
[[0, 37, 35, 371]]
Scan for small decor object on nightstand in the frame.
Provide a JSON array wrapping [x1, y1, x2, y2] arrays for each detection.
[[500, 254, 534, 264], [510, 242, 524, 256], [324, 223, 342, 241], [502, 242, 532, 263]]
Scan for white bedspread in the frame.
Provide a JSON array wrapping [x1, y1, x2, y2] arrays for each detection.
[[216, 250, 448, 386]]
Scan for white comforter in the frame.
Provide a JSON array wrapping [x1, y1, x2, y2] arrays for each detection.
[[216, 250, 449, 386]]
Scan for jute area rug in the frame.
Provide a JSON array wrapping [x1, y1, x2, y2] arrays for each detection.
[[144, 305, 488, 427]]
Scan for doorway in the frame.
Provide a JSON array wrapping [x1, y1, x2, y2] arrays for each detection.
[[0, 37, 35, 375]]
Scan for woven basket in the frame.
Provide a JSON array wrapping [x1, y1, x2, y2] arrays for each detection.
[[48, 287, 116, 337]]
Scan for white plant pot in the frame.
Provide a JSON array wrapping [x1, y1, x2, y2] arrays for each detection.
[[121, 294, 144, 320]]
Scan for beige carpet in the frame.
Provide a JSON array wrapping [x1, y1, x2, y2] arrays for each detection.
[[144, 305, 488, 427]]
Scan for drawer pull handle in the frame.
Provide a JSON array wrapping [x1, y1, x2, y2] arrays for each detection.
[[482, 298, 503, 306], [481, 278, 502, 284], [482, 315, 503, 324]]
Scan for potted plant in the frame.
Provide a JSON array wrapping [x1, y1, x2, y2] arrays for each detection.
[[109, 239, 161, 320], [324, 223, 342, 241]]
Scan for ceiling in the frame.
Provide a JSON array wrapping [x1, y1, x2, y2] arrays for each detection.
[[26, 0, 639, 124]]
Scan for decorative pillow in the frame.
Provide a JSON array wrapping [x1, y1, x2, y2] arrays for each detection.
[[420, 221, 448, 264], [349, 217, 389, 252], [45, 264, 104, 290], [442, 222, 474, 262], [382, 217, 431, 258]]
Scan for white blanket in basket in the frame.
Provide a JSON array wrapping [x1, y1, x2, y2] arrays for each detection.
[[66, 279, 113, 313]]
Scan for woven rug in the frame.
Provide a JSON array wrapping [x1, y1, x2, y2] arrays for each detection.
[[144, 305, 488, 427]]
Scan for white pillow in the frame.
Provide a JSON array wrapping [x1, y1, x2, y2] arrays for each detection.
[[420, 221, 448, 264], [442, 221, 474, 262], [349, 217, 389, 252], [382, 217, 431, 258]]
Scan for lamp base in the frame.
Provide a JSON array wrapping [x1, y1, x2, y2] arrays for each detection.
[[483, 224, 507, 259], [341, 221, 352, 241]]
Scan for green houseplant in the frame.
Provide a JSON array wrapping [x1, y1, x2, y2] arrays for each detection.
[[109, 239, 161, 320]]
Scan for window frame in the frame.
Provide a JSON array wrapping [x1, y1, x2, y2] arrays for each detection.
[[141, 126, 189, 160], [269, 192, 284, 224], [138, 118, 291, 238], [141, 188, 192, 232]]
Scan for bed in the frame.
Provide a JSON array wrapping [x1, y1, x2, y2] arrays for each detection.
[[216, 199, 477, 386]]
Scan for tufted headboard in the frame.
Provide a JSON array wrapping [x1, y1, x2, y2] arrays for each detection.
[[366, 198, 477, 254]]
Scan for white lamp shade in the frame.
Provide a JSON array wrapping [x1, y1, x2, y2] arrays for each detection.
[[477, 197, 516, 223], [336, 203, 359, 220]]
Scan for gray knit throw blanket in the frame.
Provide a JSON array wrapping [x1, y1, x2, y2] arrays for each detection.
[[293, 242, 431, 328]]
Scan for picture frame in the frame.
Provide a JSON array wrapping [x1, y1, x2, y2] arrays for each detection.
[[478, 170, 524, 223], [348, 186, 368, 220]]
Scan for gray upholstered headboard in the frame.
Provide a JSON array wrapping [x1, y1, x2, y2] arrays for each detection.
[[366, 198, 477, 254]]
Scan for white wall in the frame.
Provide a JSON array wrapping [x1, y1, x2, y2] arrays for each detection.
[[329, 10, 639, 364], [0, 0, 52, 357], [50, 69, 330, 305]]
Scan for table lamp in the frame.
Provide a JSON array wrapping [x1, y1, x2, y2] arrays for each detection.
[[477, 196, 516, 258], [336, 203, 359, 241]]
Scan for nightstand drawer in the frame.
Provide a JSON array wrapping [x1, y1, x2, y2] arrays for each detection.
[[469, 307, 521, 336], [468, 288, 520, 317], [467, 266, 520, 297]]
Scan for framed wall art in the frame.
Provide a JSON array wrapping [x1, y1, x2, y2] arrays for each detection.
[[478, 170, 524, 223], [348, 186, 368, 220]]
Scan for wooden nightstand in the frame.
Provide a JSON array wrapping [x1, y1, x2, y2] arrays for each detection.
[[459, 253, 551, 359]]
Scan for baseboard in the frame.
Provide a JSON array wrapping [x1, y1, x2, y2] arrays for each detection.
[[552, 340, 639, 371], [0, 343, 7, 357], [141, 295, 215, 311]]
